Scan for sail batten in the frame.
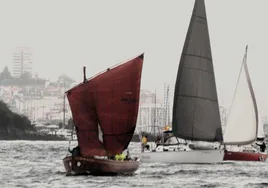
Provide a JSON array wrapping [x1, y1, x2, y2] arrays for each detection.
[[67, 54, 144, 156], [182, 54, 212, 62], [172, 0, 223, 142], [178, 95, 218, 102], [224, 46, 258, 145]]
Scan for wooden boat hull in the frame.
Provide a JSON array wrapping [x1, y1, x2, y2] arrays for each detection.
[[63, 156, 140, 175], [223, 150, 268, 161], [141, 149, 224, 164]]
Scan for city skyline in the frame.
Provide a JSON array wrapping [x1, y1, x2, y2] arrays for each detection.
[[0, 46, 266, 120], [0, 0, 268, 115]]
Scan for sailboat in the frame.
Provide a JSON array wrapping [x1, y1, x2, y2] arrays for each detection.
[[140, 0, 225, 164], [223, 46, 268, 161], [63, 54, 144, 175]]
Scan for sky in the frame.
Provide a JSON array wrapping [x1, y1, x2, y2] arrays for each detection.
[[0, 0, 268, 115]]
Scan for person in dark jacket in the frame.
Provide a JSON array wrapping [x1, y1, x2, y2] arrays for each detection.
[[68, 146, 80, 156], [155, 135, 162, 147], [125, 150, 131, 160], [256, 142, 266, 152]]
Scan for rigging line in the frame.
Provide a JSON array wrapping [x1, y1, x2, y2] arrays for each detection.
[[227, 46, 248, 122]]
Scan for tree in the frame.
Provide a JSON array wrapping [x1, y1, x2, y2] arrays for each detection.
[[19, 115, 35, 131], [20, 71, 32, 79], [0, 66, 12, 82], [0, 101, 12, 133], [0, 100, 35, 134]]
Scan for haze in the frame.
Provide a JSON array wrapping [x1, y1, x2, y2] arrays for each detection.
[[0, 0, 267, 115]]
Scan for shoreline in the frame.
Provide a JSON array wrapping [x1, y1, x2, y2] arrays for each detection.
[[0, 132, 67, 141], [0, 132, 160, 142]]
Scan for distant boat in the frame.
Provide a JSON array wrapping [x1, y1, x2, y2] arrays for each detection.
[[140, 0, 225, 164], [223, 46, 268, 162], [63, 54, 144, 175]]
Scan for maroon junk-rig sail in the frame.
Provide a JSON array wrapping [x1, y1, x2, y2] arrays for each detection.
[[63, 53, 144, 175]]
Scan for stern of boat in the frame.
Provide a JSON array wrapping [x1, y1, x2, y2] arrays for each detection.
[[63, 156, 140, 175]]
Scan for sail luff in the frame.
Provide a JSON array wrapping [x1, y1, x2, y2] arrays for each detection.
[[224, 46, 258, 145], [172, 0, 223, 142]]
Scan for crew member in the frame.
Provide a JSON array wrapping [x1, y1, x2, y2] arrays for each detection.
[[115, 153, 126, 161], [68, 146, 80, 156], [256, 142, 266, 152], [142, 135, 150, 151]]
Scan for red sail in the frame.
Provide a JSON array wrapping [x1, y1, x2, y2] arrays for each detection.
[[66, 84, 107, 156], [95, 54, 143, 155], [67, 54, 144, 156]]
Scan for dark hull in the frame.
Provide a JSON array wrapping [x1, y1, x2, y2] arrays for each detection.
[[63, 156, 140, 176], [224, 151, 268, 161]]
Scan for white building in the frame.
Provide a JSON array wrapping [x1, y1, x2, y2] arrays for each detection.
[[135, 87, 171, 134], [136, 102, 167, 134], [12, 47, 33, 78]]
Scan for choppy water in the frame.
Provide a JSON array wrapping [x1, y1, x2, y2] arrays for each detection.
[[0, 141, 267, 188]]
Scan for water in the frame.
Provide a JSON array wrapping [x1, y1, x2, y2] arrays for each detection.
[[0, 141, 267, 188]]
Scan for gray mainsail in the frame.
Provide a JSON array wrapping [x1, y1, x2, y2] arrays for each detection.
[[172, 0, 223, 142]]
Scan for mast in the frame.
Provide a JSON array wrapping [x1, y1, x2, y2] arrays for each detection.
[[83, 66, 87, 83], [63, 92, 66, 129], [163, 84, 166, 126], [166, 86, 170, 125], [153, 88, 157, 135], [42, 99, 44, 121]]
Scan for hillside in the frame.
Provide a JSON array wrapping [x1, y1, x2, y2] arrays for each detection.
[[0, 100, 65, 140]]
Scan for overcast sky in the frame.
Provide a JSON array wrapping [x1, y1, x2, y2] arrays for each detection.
[[0, 0, 268, 115]]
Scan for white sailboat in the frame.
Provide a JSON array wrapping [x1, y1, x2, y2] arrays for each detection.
[[141, 0, 224, 164], [223, 46, 268, 161], [223, 46, 257, 146]]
